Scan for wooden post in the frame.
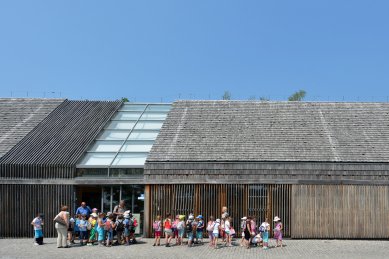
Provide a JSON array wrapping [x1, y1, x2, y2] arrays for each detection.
[[144, 185, 151, 237]]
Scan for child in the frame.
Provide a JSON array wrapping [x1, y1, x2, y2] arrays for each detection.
[[123, 214, 131, 246], [212, 218, 221, 249], [105, 214, 116, 247], [72, 214, 81, 244], [206, 216, 215, 247], [273, 216, 283, 247], [87, 213, 98, 246], [164, 213, 173, 247], [176, 215, 185, 245], [260, 218, 270, 250], [115, 215, 125, 245], [31, 213, 44, 245], [186, 215, 195, 247], [196, 215, 204, 244], [96, 213, 106, 246], [172, 215, 180, 245], [78, 214, 88, 246], [67, 213, 75, 246], [240, 216, 247, 247], [152, 215, 162, 246], [224, 216, 232, 247]]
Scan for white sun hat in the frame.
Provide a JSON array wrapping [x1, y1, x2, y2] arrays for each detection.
[[273, 216, 281, 222]]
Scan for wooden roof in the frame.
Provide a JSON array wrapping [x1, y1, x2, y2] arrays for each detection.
[[0, 100, 121, 167], [0, 98, 64, 157], [147, 101, 389, 163]]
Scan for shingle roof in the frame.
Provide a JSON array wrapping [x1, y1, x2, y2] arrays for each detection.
[[0, 100, 122, 166], [0, 98, 64, 157], [147, 101, 389, 163]]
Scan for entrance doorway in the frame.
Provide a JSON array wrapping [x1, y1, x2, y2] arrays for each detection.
[[75, 185, 145, 234]]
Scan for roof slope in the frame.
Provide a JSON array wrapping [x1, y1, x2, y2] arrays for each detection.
[[0, 100, 121, 166], [147, 101, 389, 163], [0, 98, 64, 157]]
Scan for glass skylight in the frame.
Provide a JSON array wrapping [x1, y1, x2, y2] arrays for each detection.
[[77, 103, 170, 169]]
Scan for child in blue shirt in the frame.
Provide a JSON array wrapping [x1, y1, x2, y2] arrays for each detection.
[[78, 214, 88, 245], [31, 213, 44, 245]]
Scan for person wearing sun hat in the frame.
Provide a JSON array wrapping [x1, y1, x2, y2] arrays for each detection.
[[212, 219, 221, 249], [273, 216, 283, 248]]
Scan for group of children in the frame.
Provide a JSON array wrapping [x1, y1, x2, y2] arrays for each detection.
[[152, 212, 283, 250], [31, 209, 138, 247]]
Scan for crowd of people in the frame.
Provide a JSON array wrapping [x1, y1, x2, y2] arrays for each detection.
[[32, 200, 138, 248], [152, 206, 283, 249], [31, 204, 283, 250]]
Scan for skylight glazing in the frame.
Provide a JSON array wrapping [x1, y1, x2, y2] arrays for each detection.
[[77, 103, 171, 169]]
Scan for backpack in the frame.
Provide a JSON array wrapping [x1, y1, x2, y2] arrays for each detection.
[[206, 222, 214, 232], [133, 218, 138, 228], [259, 225, 265, 233], [172, 220, 178, 229], [186, 221, 193, 233], [116, 220, 124, 232], [105, 220, 111, 231], [153, 221, 160, 231], [164, 219, 171, 229], [177, 221, 183, 230]]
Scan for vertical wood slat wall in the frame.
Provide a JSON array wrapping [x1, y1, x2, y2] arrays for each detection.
[[291, 185, 389, 238], [149, 184, 291, 237], [0, 185, 74, 238]]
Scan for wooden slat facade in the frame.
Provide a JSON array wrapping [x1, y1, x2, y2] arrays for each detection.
[[291, 185, 389, 238], [147, 184, 291, 238], [0, 184, 74, 238]]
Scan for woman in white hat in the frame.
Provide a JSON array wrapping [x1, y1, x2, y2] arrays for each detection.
[[273, 216, 283, 247]]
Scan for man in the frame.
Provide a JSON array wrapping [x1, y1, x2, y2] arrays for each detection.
[[75, 202, 92, 218], [113, 200, 126, 218]]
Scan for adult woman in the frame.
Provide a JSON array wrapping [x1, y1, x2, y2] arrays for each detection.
[[55, 205, 69, 248]]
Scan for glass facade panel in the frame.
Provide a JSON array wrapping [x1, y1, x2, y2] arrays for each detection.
[[112, 112, 143, 120], [79, 153, 115, 166], [134, 121, 164, 130], [121, 141, 153, 152], [111, 153, 148, 166], [106, 121, 136, 130], [97, 130, 129, 140], [146, 105, 171, 111], [127, 131, 159, 140], [77, 103, 170, 169], [89, 140, 123, 152], [140, 112, 168, 120]]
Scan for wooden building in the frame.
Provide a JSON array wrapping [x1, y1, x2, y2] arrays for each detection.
[[1, 99, 389, 239], [144, 101, 389, 238]]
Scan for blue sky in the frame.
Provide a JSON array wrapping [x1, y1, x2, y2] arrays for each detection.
[[0, 0, 388, 102]]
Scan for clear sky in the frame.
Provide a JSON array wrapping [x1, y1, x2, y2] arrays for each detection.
[[0, 0, 388, 102]]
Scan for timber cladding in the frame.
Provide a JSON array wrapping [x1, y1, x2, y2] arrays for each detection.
[[147, 184, 291, 238], [0, 184, 74, 238], [291, 185, 389, 238]]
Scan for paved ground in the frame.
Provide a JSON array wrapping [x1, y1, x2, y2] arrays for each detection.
[[0, 238, 388, 259]]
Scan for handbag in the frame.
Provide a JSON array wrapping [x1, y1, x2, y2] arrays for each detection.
[[54, 214, 67, 226]]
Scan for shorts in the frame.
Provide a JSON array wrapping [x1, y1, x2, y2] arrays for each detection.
[[187, 231, 194, 241], [244, 231, 250, 241], [178, 229, 185, 237], [208, 231, 214, 240], [34, 230, 43, 238], [164, 229, 173, 237], [97, 228, 105, 241], [79, 231, 87, 240], [155, 231, 161, 237], [225, 230, 230, 236], [68, 227, 73, 232], [196, 231, 203, 239], [173, 228, 178, 237], [124, 228, 130, 237]]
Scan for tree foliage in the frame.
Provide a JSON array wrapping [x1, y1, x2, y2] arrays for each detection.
[[288, 90, 306, 101], [222, 91, 231, 100], [121, 97, 130, 102]]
